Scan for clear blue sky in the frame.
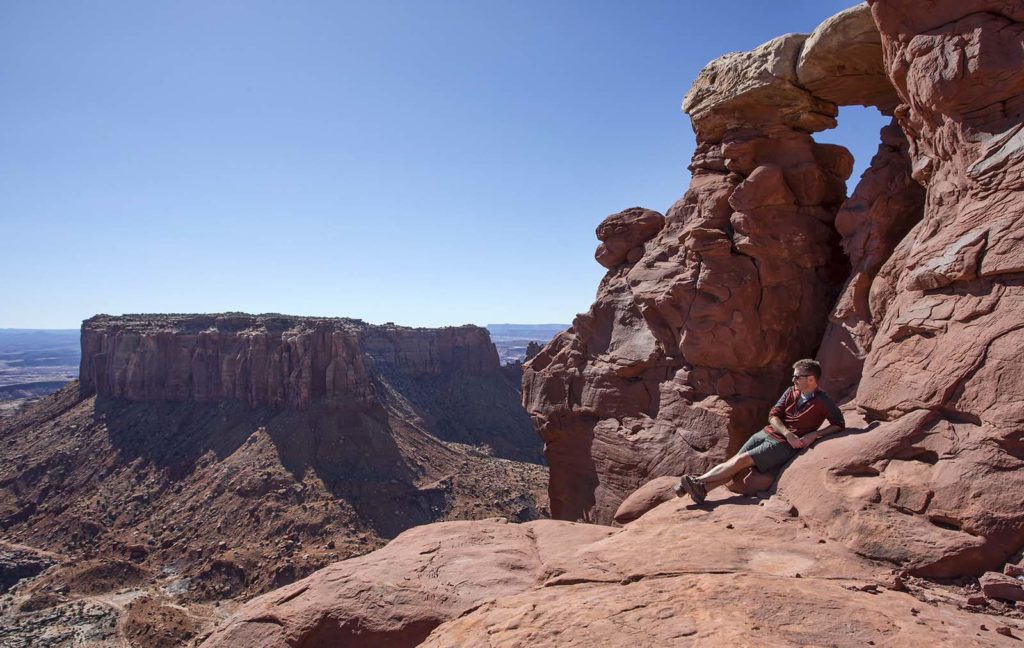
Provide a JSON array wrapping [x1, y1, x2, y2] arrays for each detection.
[[1, 1, 886, 329]]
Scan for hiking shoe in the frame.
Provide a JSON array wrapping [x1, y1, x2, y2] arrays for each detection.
[[680, 475, 707, 505]]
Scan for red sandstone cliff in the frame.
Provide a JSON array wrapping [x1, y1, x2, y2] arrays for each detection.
[[521, 0, 1024, 581], [76, 314, 536, 459], [81, 314, 493, 407]]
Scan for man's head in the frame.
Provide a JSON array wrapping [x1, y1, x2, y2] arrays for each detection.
[[792, 358, 821, 392]]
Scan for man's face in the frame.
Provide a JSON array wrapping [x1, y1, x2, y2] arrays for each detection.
[[792, 370, 817, 392]]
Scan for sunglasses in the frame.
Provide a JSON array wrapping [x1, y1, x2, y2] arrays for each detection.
[[792, 374, 813, 381]]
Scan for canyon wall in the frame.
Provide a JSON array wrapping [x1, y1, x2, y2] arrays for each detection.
[[77, 314, 540, 461], [80, 314, 496, 409]]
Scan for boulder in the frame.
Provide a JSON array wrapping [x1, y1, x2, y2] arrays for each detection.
[[1005, 563, 1024, 578], [726, 466, 777, 495], [612, 476, 678, 524], [594, 207, 665, 269], [980, 572, 1024, 602]]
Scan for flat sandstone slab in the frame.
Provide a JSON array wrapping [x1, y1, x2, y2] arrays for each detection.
[[202, 490, 1020, 647]]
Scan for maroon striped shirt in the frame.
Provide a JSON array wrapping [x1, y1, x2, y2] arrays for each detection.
[[763, 387, 845, 440]]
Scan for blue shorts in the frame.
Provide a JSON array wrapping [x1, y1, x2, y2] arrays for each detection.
[[738, 430, 798, 472]]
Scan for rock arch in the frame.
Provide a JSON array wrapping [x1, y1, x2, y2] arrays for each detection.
[[523, 3, 924, 524]]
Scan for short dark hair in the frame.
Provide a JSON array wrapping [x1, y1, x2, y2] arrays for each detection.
[[793, 358, 821, 379]]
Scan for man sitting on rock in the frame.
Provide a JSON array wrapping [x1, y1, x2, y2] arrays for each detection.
[[675, 359, 845, 505]]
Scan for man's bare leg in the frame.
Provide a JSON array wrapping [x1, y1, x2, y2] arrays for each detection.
[[696, 452, 756, 493]]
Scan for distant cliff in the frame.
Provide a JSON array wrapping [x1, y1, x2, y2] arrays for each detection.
[[80, 314, 495, 408], [76, 313, 540, 462]]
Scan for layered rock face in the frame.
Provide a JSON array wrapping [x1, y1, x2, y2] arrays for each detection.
[[780, 0, 1024, 577], [78, 314, 537, 458], [523, 5, 900, 524], [815, 120, 926, 398], [81, 314, 494, 409]]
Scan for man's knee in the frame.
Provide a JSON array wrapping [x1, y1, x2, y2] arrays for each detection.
[[733, 452, 756, 470]]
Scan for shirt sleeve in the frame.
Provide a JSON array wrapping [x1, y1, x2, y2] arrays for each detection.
[[819, 392, 846, 429], [769, 388, 792, 419]]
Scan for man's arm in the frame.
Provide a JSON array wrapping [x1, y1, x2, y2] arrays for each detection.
[[768, 388, 803, 448], [769, 415, 803, 449], [800, 393, 846, 448]]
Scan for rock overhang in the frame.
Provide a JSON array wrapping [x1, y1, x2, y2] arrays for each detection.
[[683, 3, 899, 141]]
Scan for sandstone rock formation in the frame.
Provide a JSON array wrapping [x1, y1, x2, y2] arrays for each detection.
[[524, 14, 889, 524], [815, 119, 926, 399], [795, 3, 899, 112], [610, 475, 678, 524], [779, 0, 1024, 578], [84, 315, 484, 405], [79, 314, 538, 459], [524, 340, 544, 362], [524, 0, 1024, 582], [594, 207, 666, 269], [204, 491, 1018, 647]]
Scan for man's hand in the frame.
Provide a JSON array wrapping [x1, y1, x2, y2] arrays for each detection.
[[783, 431, 804, 449], [800, 425, 843, 449], [805, 424, 843, 449]]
